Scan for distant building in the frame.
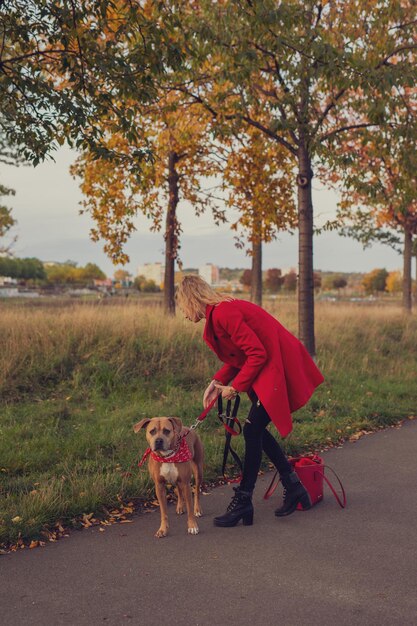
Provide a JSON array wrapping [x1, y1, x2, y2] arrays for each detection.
[[93, 279, 113, 288], [0, 276, 17, 286], [199, 263, 220, 286], [137, 262, 164, 287]]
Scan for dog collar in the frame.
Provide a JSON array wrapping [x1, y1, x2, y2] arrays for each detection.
[[138, 435, 193, 466]]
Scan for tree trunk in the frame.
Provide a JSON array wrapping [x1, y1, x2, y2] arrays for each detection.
[[415, 247, 417, 304], [297, 144, 315, 356], [413, 237, 417, 304], [251, 233, 262, 306], [402, 223, 412, 313], [164, 151, 179, 315]]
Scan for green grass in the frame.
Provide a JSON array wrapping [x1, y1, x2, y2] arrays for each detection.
[[0, 299, 416, 546]]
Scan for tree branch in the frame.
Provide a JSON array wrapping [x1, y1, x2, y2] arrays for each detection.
[[312, 88, 346, 135], [319, 122, 378, 143], [377, 44, 417, 68], [0, 48, 79, 67], [241, 115, 297, 155]]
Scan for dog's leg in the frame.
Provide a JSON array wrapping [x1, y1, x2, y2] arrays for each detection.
[[175, 486, 185, 515], [191, 460, 203, 517], [154, 480, 169, 538], [178, 480, 199, 535]]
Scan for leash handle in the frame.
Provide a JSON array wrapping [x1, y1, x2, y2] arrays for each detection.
[[217, 415, 242, 436], [217, 394, 240, 418], [218, 395, 243, 483], [217, 395, 241, 436]]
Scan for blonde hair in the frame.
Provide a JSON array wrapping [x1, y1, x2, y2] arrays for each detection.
[[176, 275, 232, 319]]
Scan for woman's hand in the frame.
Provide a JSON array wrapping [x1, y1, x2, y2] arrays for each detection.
[[214, 383, 238, 401], [203, 380, 221, 409]]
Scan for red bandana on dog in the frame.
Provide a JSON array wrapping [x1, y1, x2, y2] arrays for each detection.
[[138, 435, 193, 467]]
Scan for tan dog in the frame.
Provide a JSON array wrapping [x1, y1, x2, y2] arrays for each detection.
[[134, 417, 204, 538]]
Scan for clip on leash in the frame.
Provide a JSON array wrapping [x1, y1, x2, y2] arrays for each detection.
[[217, 395, 243, 483]]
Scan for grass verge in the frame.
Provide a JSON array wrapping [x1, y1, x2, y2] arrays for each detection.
[[1, 299, 416, 548]]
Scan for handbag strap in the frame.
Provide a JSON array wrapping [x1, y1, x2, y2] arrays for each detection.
[[320, 465, 347, 508], [263, 470, 279, 500], [263, 464, 347, 509]]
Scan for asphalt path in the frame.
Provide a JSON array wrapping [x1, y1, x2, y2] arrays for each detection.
[[2, 420, 417, 626]]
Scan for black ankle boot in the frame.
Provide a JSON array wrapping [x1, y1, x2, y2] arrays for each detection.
[[274, 471, 312, 517], [214, 487, 254, 527]]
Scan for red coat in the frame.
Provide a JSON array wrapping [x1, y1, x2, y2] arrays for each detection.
[[203, 299, 324, 437]]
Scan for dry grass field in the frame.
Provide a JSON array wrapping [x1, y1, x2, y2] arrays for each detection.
[[1, 298, 416, 547]]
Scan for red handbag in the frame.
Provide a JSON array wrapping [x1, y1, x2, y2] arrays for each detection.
[[264, 454, 346, 509]]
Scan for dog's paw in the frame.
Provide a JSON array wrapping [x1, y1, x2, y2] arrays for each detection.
[[155, 527, 168, 538], [176, 505, 185, 515], [187, 525, 199, 535], [194, 508, 203, 517]]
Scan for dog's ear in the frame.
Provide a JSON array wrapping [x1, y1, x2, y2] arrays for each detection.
[[133, 418, 151, 433], [168, 417, 183, 434]]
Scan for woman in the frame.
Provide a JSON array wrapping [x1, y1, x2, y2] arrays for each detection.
[[176, 275, 324, 527]]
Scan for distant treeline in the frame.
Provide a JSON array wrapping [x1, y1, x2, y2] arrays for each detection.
[[0, 257, 45, 280], [0, 258, 105, 285]]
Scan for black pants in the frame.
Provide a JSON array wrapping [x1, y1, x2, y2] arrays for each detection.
[[239, 397, 292, 493]]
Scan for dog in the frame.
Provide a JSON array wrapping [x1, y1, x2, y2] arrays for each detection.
[[134, 417, 204, 538]]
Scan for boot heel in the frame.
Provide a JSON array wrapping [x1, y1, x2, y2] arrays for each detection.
[[242, 511, 254, 526]]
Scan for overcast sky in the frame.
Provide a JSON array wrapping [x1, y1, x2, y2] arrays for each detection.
[[2, 145, 402, 278]]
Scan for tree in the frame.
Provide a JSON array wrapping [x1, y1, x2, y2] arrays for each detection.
[[0, 1, 183, 163], [0, 184, 16, 253], [336, 88, 417, 312], [413, 239, 417, 303], [362, 269, 388, 295], [333, 276, 348, 290], [217, 122, 296, 306], [313, 272, 322, 292], [133, 274, 161, 292], [45, 264, 77, 285], [386, 271, 402, 295], [283, 270, 298, 293], [45, 261, 104, 286], [265, 268, 284, 294], [80, 263, 106, 282], [72, 92, 223, 315], [0, 256, 45, 281], [240, 269, 252, 289], [162, 0, 416, 354]]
